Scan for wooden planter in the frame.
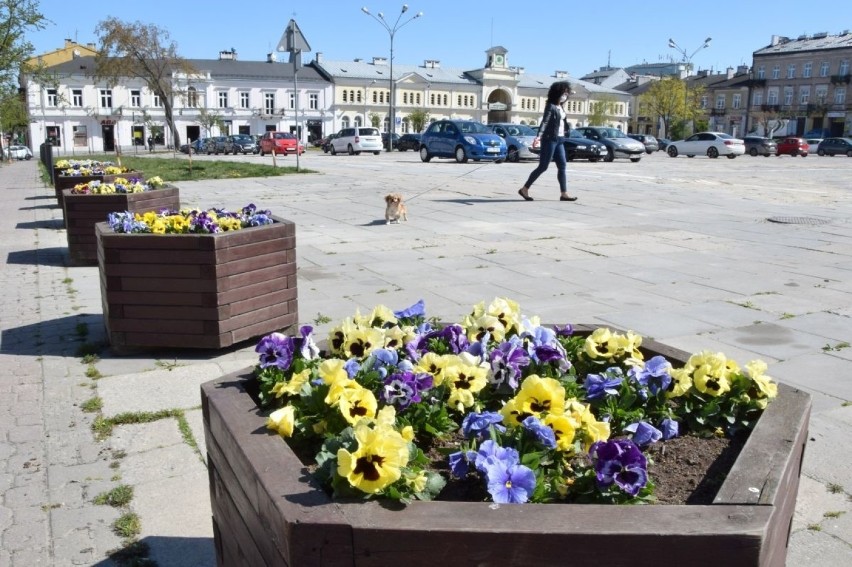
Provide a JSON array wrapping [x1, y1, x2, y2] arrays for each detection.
[[95, 216, 298, 351], [55, 171, 144, 211], [201, 334, 811, 567], [64, 185, 181, 266]]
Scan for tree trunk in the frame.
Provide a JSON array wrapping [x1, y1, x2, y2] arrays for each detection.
[[163, 100, 181, 149]]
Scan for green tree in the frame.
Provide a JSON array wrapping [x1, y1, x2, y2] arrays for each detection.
[[587, 94, 618, 126], [196, 108, 224, 136], [369, 112, 381, 128], [0, 0, 47, 160], [638, 77, 681, 139], [407, 108, 430, 133], [93, 17, 197, 149]]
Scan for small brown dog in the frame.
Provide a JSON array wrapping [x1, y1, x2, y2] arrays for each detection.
[[384, 193, 408, 224]]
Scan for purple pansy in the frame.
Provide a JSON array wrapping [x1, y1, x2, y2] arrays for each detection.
[[394, 299, 426, 319], [382, 371, 433, 410], [583, 368, 624, 400], [483, 458, 537, 504], [448, 450, 478, 477], [628, 355, 673, 397], [589, 438, 648, 497], [522, 416, 557, 449], [660, 418, 679, 440], [461, 411, 506, 439], [474, 440, 520, 473], [624, 421, 663, 448], [298, 325, 320, 360], [255, 333, 295, 370], [487, 337, 530, 390]]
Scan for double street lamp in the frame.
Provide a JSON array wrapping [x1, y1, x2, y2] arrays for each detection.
[[668, 37, 712, 134], [361, 4, 423, 151]]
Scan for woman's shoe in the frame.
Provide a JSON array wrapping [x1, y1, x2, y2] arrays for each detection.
[[518, 188, 533, 201], [560, 194, 578, 202]]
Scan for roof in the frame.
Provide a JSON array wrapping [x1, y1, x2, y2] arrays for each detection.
[[754, 31, 852, 56]]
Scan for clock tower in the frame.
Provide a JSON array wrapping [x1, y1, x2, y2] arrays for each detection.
[[485, 46, 509, 70]]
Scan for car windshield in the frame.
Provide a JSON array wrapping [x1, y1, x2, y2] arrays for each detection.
[[274, 133, 295, 139], [233, 135, 251, 142], [716, 133, 735, 140], [599, 128, 628, 138], [456, 121, 490, 134], [502, 125, 536, 136], [568, 130, 589, 139], [361, 128, 380, 136]]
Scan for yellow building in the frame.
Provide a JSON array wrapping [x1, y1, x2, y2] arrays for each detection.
[[26, 39, 98, 68]]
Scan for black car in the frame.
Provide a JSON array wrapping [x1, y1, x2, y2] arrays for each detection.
[[381, 132, 400, 150], [564, 130, 607, 162], [224, 134, 259, 155], [628, 134, 659, 154], [816, 137, 852, 157], [321, 133, 339, 154], [397, 133, 422, 152], [573, 126, 645, 162], [203, 136, 229, 155]]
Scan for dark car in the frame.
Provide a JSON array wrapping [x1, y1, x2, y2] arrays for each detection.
[[563, 130, 608, 162], [776, 137, 809, 157], [743, 136, 777, 157], [321, 133, 339, 153], [573, 126, 645, 162], [224, 134, 259, 155], [381, 132, 400, 150], [397, 133, 422, 152], [419, 119, 506, 163], [656, 137, 672, 151], [203, 136, 229, 155], [628, 134, 659, 154], [816, 137, 852, 157]]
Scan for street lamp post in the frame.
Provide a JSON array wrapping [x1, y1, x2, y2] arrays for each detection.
[[668, 37, 712, 135], [361, 4, 423, 151]]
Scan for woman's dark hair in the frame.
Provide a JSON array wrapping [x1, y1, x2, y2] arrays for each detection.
[[546, 81, 572, 104]]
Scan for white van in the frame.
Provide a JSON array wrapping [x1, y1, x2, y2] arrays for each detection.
[[330, 127, 383, 155]]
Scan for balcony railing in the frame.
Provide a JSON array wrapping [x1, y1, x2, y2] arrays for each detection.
[[830, 74, 851, 85], [710, 108, 726, 116], [760, 104, 781, 112]]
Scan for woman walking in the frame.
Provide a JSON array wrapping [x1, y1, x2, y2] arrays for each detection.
[[518, 80, 577, 202]]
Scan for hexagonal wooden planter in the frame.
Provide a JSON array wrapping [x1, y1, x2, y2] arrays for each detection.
[[95, 216, 298, 351], [64, 185, 181, 266], [54, 171, 144, 212], [200, 333, 811, 567]]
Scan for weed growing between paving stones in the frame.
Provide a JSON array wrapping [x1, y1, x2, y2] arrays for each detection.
[[80, 397, 103, 413], [76, 341, 106, 357], [93, 484, 134, 507], [828, 483, 845, 494], [85, 365, 103, 379], [113, 512, 141, 538]]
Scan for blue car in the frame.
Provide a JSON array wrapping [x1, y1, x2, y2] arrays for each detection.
[[419, 119, 506, 163]]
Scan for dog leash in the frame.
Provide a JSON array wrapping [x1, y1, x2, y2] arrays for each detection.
[[404, 159, 505, 202]]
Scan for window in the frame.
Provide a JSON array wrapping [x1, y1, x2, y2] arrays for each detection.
[[416, 93, 420, 104], [153, 94, 162, 107], [820, 61, 830, 77], [218, 91, 228, 108], [264, 93, 275, 115], [799, 86, 810, 104], [341, 116, 350, 129], [699, 95, 708, 109], [99, 88, 112, 108], [46, 88, 58, 107], [783, 87, 793, 106], [766, 88, 778, 105], [187, 87, 199, 108], [430, 93, 435, 105], [753, 92, 763, 106], [354, 116, 362, 127], [71, 88, 83, 107], [732, 93, 741, 109], [373, 91, 378, 104], [771, 65, 780, 79], [756, 66, 765, 79], [239, 91, 249, 109], [309, 93, 318, 110], [457, 94, 462, 106], [841, 60, 850, 76], [834, 87, 846, 105], [342, 90, 348, 103], [289, 92, 295, 109], [803, 62, 812, 78], [73, 125, 87, 147], [715, 94, 725, 109], [786, 64, 795, 79], [130, 89, 141, 107], [816, 85, 828, 103], [46, 125, 61, 146], [442, 94, 448, 106]]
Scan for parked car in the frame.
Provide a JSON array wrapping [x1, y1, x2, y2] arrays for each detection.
[[573, 126, 644, 162], [656, 138, 672, 151], [4, 145, 33, 160], [259, 131, 305, 156], [743, 136, 777, 157], [330, 127, 383, 155], [665, 132, 745, 159], [381, 132, 400, 150], [628, 134, 659, 154], [776, 137, 809, 157], [816, 137, 852, 157], [488, 123, 537, 162], [203, 136, 230, 155], [396, 133, 422, 152], [562, 130, 607, 162], [419, 119, 506, 163], [321, 133, 339, 153], [805, 138, 823, 148], [224, 134, 259, 155]]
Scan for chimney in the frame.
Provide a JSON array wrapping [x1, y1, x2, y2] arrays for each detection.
[[315, 52, 323, 63], [554, 70, 567, 78], [64, 39, 74, 48], [372, 56, 388, 65], [424, 59, 440, 68], [737, 64, 750, 75], [267, 52, 277, 63], [726, 67, 734, 79], [219, 49, 237, 60], [770, 34, 781, 46]]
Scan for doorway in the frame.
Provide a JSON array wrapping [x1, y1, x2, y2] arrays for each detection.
[[186, 125, 200, 143], [101, 123, 115, 152]]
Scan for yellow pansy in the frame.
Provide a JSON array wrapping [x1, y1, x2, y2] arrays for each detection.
[[338, 387, 378, 425], [266, 405, 296, 437], [744, 360, 778, 399], [368, 304, 398, 327], [584, 328, 644, 362], [689, 351, 733, 397], [337, 422, 409, 493], [270, 368, 311, 398], [343, 327, 384, 359], [414, 352, 450, 386], [666, 367, 693, 398], [464, 313, 506, 343], [444, 353, 488, 410], [544, 413, 576, 452]]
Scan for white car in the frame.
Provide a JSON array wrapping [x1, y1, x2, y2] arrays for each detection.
[[329, 127, 383, 155], [666, 132, 745, 159], [4, 145, 33, 160]]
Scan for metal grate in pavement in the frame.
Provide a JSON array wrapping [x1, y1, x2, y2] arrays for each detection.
[[766, 216, 831, 225]]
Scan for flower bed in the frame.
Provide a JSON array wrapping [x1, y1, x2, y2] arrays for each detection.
[[95, 205, 297, 350], [201, 299, 811, 566], [63, 177, 179, 266]]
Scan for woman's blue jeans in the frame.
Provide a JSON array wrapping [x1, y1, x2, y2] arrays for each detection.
[[524, 137, 566, 192]]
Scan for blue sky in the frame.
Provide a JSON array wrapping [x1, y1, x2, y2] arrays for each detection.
[[28, 1, 852, 79]]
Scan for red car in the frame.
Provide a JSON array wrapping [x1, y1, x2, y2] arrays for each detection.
[[259, 131, 305, 156], [776, 137, 809, 157]]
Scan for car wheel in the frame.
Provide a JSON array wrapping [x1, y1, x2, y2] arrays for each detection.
[[604, 149, 615, 162], [667, 146, 678, 158], [707, 147, 719, 158], [749, 148, 758, 156], [25, 155, 32, 160], [419, 146, 431, 162], [847, 150, 852, 157], [630, 157, 641, 162], [374, 151, 380, 155], [455, 146, 468, 163], [330, 145, 337, 155], [727, 154, 737, 159], [507, 146, 519, 162], [687, 155, 695, 158], [347, 144, 355, 155], [588, 158, 599, 163], [800, 153, 808, 157], [646, 149, 653, 154], [817, 149, 826, 156]]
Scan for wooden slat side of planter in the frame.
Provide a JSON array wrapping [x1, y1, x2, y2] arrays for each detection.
[[202, 374, 354, 566]]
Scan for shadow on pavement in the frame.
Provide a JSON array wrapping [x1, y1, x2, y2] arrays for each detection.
[[0, 313, 104, 357], [15, 219, 64, 230], [6, 247, 68, 267], [95, 536, 215, 567], [19, 204, 57, 211]]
